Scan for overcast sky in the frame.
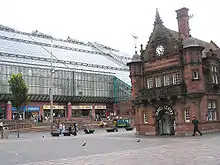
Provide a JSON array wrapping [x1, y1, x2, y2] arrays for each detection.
[[0, 0, 219, 56]]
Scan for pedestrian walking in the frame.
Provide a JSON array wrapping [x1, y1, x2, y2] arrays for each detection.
[[62, 124, 66, 133], [59, 123, 63, 135], [192, 116, 202, 136], [73, 122, 77, 136], [0, 121, 3, 139]]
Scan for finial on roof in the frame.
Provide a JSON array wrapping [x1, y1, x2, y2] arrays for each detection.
[[154, 8, 163, 26], [140, 44, 143, 54], [132, 34, 138, 54]]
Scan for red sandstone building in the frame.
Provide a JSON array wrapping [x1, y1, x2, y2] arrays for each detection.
[[128, 7, 220, 136]]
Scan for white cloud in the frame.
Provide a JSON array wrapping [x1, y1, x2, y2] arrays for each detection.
[[0, 0, 219, 55]]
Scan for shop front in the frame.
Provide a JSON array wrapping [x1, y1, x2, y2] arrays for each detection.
[[0, 106, 5, 119], [72, 105, 92, 117], [25, 106, 40, 120], [43, 105, 65, 118], [12, 107, 25, 120], [12, 106, 40, 120], [95, 105, 106, 118]]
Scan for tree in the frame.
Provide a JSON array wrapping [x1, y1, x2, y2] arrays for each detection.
[[8, 73, 29, 138]]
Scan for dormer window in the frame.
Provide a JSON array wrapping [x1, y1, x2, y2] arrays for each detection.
[[211, 65, 219, 84], [192, 70, 199, 80], [211, 65, 217, 72]]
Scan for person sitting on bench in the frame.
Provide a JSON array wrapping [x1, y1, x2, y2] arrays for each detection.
[[68, 126, 72, 134]]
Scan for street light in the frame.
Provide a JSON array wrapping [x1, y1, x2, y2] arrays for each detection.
[[50, 39, 54, 134], [25, 33, 72, 133]]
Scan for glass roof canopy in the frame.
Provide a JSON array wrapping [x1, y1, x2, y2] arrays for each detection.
[[0, 25, 132, 86]]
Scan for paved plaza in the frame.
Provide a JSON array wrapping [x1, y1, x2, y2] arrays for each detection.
[[0, 129, 220, 165]]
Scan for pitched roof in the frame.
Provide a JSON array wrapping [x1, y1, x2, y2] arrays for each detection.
[[167, 28, 219, 58], [0, 25, 132, 85]]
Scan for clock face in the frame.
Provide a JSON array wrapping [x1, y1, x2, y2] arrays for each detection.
[[156, 45, 164, 56]]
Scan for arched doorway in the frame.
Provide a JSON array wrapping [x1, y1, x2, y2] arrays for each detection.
[[155, 105, 175, 136]]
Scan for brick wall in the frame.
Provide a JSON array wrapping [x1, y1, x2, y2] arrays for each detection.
[[144, 56, 179, 72], [139, 124, 156, 136], [176, 7, 190, 38], [136, 98, 220, 136], [114, 101, 132, 115]]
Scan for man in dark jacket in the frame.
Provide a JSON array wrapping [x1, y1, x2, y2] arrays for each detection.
[[192, 116, 202, 136]]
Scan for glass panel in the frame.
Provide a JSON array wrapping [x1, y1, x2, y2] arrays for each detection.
[[147, 78, 153, 88], [212, 101, 216, 109], [173, 73, 180, 84], [207, 101, 211, 109]]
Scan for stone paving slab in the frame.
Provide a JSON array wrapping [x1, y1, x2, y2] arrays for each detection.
[[18, 137, 220, 165]]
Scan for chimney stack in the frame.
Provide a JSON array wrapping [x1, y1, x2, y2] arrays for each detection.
[[176, 7, 190, 38]]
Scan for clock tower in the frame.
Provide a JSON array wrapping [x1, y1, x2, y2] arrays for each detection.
[[141, 9, 179, 61]]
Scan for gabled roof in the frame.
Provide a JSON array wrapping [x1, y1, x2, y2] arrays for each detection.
[[144, 9, 219, 59], [0, 24, 132, 85], [167, 28, 218, 57]]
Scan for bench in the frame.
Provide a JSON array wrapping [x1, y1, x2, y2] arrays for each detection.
[[63, 132, 71, 136], [125, 127, 134, 131], [51, 132, 60, 137], [84, 129, 95, 134]]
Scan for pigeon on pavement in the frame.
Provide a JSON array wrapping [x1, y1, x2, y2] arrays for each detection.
[[137, 139, 140, 142], [82, 141, 86, 147]]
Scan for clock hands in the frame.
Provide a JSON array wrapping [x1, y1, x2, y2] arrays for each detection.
[[156, 45, 164, 56]]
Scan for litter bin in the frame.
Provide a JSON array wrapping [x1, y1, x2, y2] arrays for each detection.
[[2, 127, 9, 139]]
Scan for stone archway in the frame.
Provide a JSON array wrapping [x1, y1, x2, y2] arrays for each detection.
[[155, 104, 174, 117], [155, 105, 175, 136]]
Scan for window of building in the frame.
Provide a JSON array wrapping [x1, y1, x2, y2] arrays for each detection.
[[72, 109, 90, 117], [28, 69, 32, 77], [147, 78, 153, 89], [184, 110, 190, 122], [155, 76, 161, 87], [164, 75, 171, 86], [211, 65, 219, 84], [192, 70, 199, 80], [173, 73, 180, 85], [207, 100, 217, 121], [143, 112, 148, 124]]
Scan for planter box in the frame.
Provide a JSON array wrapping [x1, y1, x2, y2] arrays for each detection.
[[106, 128, 118, 132], [84, 129, 95, 134], [125, 127, 134, 131], [51, 132, 60, 137], [63, 132, 71, 136]]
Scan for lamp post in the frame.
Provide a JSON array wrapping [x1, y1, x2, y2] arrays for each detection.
[[50, 39, 54, 134]]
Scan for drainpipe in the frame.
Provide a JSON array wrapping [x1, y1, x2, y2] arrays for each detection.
[[197, 100, 201, 121]]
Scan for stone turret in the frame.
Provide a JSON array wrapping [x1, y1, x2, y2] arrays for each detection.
[[127, 51, 142, 99]]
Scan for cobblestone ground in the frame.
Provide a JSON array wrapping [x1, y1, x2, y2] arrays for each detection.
[[1, 130, 220, 165]]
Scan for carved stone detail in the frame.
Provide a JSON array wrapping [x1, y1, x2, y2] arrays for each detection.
[[138, 84, 185, 100], [142, 10, 179, 62]]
